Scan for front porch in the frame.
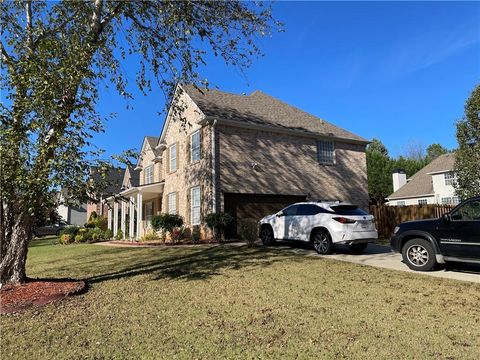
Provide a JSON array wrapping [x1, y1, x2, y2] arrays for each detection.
[[105, 181, 164, 240]]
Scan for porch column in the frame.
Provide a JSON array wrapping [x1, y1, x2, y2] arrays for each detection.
[[121, 200, 126, 239], [136, 192, 143, 239], [107, 207, 112, 230], [113, 201, 119, 237], [129, 196, 135, 240]]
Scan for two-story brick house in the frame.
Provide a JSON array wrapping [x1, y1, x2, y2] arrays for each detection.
[[106, 84, 369, 239]]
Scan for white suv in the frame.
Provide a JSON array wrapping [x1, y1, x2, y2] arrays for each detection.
[[259, 201, 378, 254]]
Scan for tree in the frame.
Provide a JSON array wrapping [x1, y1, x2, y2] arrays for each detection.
[[426, 143, 448, 163], [0, 1, 279, 285], [401, 139, 426, 162], [454, 84, 480, 199], [366, 139, 393, 204]]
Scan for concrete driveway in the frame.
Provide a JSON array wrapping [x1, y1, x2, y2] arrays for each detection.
[[275, 241, 480, 284]]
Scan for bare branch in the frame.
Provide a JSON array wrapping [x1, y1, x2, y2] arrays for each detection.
[[100, 2, 124, 29], [25, 1, 33, 51]]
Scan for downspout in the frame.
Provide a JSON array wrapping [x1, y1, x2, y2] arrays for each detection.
[[211, 119, 217, 213]]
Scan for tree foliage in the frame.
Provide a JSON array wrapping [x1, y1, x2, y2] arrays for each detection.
[[426, 143, 448, 163], [454, 84, 480, 199], [0, 0, 280, 284]]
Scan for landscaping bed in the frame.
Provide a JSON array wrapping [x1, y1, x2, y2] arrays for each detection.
[[108, 239, 242, 246], [0, 279, 87, 314]]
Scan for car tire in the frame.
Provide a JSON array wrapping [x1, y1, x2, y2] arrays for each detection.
[[312, 229, 333, 255], [349, 243, 368, 254], [260, 225, 275, 246], [402, 238, 437, 271]]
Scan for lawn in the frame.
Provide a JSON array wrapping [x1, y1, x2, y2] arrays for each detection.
[[1, 238, 479, 359]]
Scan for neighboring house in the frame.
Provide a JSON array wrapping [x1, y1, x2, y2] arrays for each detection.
[[56, 191, 87, 226], [87, 166, 125, 219], [386, 153, 459, 206], [106, 84, 369, 240]]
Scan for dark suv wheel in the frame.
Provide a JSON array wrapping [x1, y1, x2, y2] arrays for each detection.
[[402, 238, 437, 271], [260, 225, 275, 246], [312, 229, 333, 255]]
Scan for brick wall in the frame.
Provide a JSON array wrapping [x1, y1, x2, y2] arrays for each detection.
[[217, 125, 369, 209]]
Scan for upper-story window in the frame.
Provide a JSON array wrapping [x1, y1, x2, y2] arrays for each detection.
[[317, 140, 334, 165], [190, 130, 201, 162], [169, 143, 177, 172], [418, 199, 427, 205], [144, 165, 154, 184], [444, 172, 455, 186], [191, 186, 201, 225]]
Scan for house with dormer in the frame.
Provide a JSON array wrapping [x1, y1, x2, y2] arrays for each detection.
[[105, 84, 370, 239]]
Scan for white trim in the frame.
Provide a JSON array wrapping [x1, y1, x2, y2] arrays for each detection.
[[387, 194, 435, 201]]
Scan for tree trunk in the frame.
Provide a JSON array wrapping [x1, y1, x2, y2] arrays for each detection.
[[0, 211, 32, 285]]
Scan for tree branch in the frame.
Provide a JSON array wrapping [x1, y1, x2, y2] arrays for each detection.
[[0, 41, 16, 70], [25, 1, 33, 51]]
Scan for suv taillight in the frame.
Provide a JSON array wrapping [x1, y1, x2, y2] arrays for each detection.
[[332, 217, 356, 224]]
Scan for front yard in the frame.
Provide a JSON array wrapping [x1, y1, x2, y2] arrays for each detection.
[[1, 238, 479, 359]]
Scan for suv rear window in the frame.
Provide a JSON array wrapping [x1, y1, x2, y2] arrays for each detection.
[[330, 205, 367, 216]]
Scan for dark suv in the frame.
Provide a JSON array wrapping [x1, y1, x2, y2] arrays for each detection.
[[391, 196, 480, 271]]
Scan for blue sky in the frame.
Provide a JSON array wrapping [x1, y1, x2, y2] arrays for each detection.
[[94, 1, 480, 159]]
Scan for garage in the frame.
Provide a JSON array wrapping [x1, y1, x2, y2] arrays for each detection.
[[223, 193, 307, 238]]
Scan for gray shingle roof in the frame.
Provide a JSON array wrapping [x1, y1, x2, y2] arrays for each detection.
[[127, 166, 141, 187], [90, 166, 125, 195], [145, 136, 160, 157], [182, 85, 367, 143], [387, 153, 456, 199]]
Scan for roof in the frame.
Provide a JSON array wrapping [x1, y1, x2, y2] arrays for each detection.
[[387, 153, 456, 200], [145, 136, 161, 157], [181, 84, 367, 143], [90, 166, 125, 195], [127, 166, 141, 187]]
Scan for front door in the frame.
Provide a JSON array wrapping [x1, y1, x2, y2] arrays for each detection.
[[438, 198, 480, 258]]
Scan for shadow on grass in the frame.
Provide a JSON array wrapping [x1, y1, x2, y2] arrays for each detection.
[[86, 245, 306, 284]]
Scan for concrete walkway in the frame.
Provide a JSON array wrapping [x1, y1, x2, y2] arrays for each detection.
[[276, 242, 480, 284]]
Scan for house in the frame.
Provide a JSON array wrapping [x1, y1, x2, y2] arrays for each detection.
[[56, 191, 87, 226], [386, 153, 459, 206], [86, 166, 125, 219], [105, 84, 369, 240]]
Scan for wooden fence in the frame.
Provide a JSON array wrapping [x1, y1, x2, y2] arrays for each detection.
[[369, 204, 455, 239]]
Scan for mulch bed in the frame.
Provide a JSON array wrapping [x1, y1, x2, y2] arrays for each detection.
[[109, 239, 241, 246], [0, 279, 87, 314]]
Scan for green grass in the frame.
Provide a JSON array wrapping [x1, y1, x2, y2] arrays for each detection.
[[2, 238, 480, 359]]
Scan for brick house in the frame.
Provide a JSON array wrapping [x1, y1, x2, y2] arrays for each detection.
[[106, 84, 369, 239]]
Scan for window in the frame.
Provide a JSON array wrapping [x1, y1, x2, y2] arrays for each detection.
[[191, 186, 201, 225], [450, 200, 480, 221], [418, 199, 427, 205], [145, 202, 154, 226], [297, 204, 322, 216], [169, 144, 177, 172], [397, 201, 406, 206], [331, 205, 368, 215], [144, 165, 154, 185], [444, 172, 455, 186], [190, 130, 201, 162], [281, 205, 300, 216], [317, 140, 334, 164], [168, 192, 177, 214]]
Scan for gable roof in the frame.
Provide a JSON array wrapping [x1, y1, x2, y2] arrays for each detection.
[[90, 166, 125, 195], [387, 153, 456, 200], [135, 136, 160, 169], [128, 166, 141, 187], [181, 84, 367, 143]]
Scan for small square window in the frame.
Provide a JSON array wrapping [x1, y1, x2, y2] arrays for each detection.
[[418, 199, 427, 205], [317, 140, 334, 164], [444, 172, 455, 186]]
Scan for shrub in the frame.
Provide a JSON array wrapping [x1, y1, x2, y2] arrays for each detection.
[[59, 234, 73, 245], [104, 229, 113, 240], [205, 212, 233, 241], [141, 231, 161, 241], [238, 219, 259, 247], [60, 226, 80, 237], [170, 227, 186, 243], [74, 234, 85, 243], [151, 214, 184, 238], [191, 225, 201, 243], [115, 229, 123, 240], [85, 215, 108, 230], [89, 211, 98, 221]]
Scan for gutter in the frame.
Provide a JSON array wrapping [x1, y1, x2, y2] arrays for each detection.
[[211, 119, 217, 213]]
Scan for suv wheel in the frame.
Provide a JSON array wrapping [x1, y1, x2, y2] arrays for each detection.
[[402, 238, 437, 271], [260, 225, 275, 246], [312, 229, 333, 255], [349, 243, 368, 254]]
